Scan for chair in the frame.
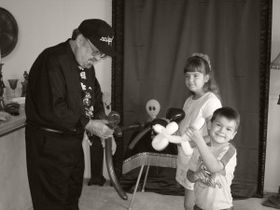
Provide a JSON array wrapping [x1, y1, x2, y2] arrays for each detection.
[[122, 152, 177, 210]]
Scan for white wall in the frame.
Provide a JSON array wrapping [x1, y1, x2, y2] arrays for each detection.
[[264, 0, 280, 193], [0, 0, 112, 182], [0, 0, 112, 97]]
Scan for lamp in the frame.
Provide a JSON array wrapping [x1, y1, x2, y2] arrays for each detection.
[[271, 51, 280, 70]]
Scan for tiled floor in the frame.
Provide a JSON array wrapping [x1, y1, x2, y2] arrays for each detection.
[[79, 183, 276, 210]]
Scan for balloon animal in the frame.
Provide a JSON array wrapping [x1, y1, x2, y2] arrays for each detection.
[[152, 121, 193, 155], [128, 107, 187, 151], [152, 115, 206, 156]]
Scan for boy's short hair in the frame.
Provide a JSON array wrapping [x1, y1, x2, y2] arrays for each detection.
[[211, 107, 240, 130]]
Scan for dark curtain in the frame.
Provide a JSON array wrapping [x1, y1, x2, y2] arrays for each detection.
[[112, 0, 272, 197]]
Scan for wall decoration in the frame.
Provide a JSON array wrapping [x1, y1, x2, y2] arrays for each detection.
[[0, 7, 18, 57]]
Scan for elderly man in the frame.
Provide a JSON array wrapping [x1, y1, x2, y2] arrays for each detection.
[[25, 19, 114, 210]]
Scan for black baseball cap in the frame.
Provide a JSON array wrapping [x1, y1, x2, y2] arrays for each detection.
[[78, 19, 115, 56]]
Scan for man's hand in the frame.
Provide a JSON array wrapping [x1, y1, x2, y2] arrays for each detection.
[[85, 119, 114, 139]]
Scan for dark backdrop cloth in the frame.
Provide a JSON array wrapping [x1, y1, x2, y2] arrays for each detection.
[[112, 0, 271, 198]]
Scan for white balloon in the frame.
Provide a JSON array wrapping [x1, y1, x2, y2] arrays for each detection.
[[153, 124, 165, 133], [146, 99, 160, 120], [168, 135, 183, 144], [151, 119, 196, 153], [152, 133, 169, 151], [181, 133, 190, 142], [165, 122, 179, 135], [181, 140, 193, 156]]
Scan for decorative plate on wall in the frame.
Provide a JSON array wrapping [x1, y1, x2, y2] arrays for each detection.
[[0, 7, 18, 57]]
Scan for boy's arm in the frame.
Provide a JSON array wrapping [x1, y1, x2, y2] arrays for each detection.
[[186, 129, 223, 173]]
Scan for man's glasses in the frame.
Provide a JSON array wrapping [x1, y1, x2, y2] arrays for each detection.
[[85, 39, 106, 59]]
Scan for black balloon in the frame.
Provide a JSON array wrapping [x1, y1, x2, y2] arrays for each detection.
[[104, 111, 128, 200], [166, 107, 185, 123]]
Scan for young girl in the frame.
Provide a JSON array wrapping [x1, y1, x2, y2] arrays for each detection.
[[176, 53, 222, 210]]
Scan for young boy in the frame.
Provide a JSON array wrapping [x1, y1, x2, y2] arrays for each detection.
[[186, 107, 240, 210]]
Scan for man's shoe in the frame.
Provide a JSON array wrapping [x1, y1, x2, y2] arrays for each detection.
[[88, 176, 106, 186]]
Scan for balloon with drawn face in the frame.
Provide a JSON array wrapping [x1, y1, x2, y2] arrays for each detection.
[[145, 99, 160, 120]]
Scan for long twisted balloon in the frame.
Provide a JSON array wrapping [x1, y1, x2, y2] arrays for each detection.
[[105, 111, 128, 200]]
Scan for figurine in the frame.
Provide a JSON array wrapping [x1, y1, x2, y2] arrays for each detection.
[[21, 71, 28, 97]]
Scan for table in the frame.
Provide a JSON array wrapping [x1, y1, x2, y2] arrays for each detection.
[[0, 111, 32, 210]]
